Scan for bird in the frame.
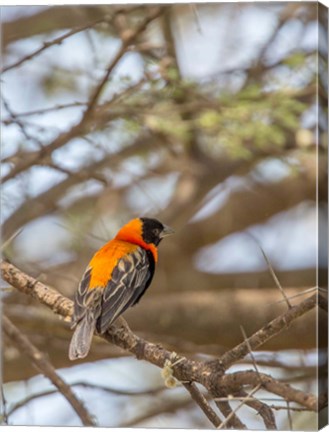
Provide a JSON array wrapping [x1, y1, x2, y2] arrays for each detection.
[[68, 217, 174, 360]]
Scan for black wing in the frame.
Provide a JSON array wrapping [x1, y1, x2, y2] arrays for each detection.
[[71, 267, 103, 328], [96, 247, 155, 333]]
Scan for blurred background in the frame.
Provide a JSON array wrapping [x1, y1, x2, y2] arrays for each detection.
[[1, 2, 327, 429]]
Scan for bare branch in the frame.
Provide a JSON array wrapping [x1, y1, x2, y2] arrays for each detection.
[[2, 18, 106, 73], [1, 97, 43, 147], [0, 385, 8, 425], [1, 102, 86, 123], [183, 382, 222, 428], [2, 8, 164, 184], [2, 314, 95, 426], [214, 399, 247, 429], [2, 132, 155, 239], [7, 382, 166, 417], [237, 390, 277, 430], [83, 6, 164, 121], [1, 261, 73, 319], [217, 294, 317, 370], [217, 385, 262, 430], [221, 370, 317, 411]]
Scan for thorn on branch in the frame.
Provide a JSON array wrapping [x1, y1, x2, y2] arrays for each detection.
[[247, 232, 292, 309]]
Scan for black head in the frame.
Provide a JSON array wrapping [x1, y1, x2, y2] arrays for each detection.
[[140, 218, 174, 246]]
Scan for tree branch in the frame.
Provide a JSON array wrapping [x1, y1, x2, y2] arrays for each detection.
[[237, 390, 277, 430], [1, 259, 320, 428], [2, 7, 164, 184], [216, 294, 317, 370], [217, 385, 262, 430], [214, 399, 247, 429], [182, 382, 222, 428], [2, 314, 95, 426], [2, 17, 106, 73], [220, 370, 317, 411]]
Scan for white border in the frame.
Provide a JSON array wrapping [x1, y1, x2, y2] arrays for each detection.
[[0, 0, 327, 7]]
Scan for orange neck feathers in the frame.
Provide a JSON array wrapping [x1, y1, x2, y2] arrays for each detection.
[[115, 218, 158, 262]]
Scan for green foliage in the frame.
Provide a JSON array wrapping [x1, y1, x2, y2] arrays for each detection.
[[111, 73, 307, 161], [144, 102, 191, 142], [283, 52, 307, 68], [89, 75, 307, 163], [195, 86, 306, 160], [41, 66, 81, 96]]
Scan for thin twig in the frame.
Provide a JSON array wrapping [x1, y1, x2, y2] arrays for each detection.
[[1, 102, 86, 123], [287, 400, 293, 429], [0, 385, 8, 425], [83, 7, 163, 121], [215, 399, 247, 429], [232, 334, 277, 428], [7, 382, 166, 417], [2, 315, 96, 426], [2, 97, 43, 147], [1, 228, 23, 252], [214, 395, 313, 412], [2, 17, 108, 73], [217, 385, 261, 430], [215, 395, 312, 406], [220, 370, 317, 411], [217, 294, 316, 370], [270, 286, 318, 305], [190, 4, 203, 34], [1, 9, 163, 185], [237, 389, 277, 430], [183, 382, 222, 428]]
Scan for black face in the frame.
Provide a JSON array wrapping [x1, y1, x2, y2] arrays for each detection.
[[141, 218, 165, 246]]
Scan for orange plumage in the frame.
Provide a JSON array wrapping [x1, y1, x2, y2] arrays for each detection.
[[68, 217, 174, 360], [88, 241, 140, 290]]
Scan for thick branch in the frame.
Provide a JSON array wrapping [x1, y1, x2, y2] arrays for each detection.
[[2, 5, 137, 47], [1, 261, 72, 318]]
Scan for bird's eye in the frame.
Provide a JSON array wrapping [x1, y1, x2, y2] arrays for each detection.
[[153, 228, 160, 236]]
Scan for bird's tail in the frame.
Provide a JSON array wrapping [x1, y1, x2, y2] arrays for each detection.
[[69, 311, 96, 361]]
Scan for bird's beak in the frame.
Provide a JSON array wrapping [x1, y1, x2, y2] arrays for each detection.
[[160, 224, 175, 238]]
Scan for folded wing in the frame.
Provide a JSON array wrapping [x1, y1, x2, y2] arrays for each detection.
[[96, 247, 155, 333]]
